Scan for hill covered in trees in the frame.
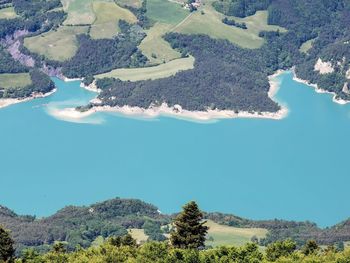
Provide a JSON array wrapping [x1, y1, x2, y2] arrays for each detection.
[[1, 198, 350, 255]]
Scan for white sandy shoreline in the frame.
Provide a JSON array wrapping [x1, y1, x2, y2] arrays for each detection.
[[0, 89, 57, 109], [291, 69, 350, 105], [64, 71, 289, 122]]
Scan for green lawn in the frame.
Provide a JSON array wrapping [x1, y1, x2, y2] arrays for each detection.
[[300, 38, 316, 54], [139, 23, 181, 64], [116, 0, 142, 8], [205, 220, 268, 247], [95, 56, 195, 81], [128, 229, 149, 244], [61, 0, 95, 25], [0, 73, 32, 89], [90, 1, 137, 39], [24, 26, 89, 62], [146, 0, 189, 25], [174, 0, 286, 49], [0, 7, 18, 19]]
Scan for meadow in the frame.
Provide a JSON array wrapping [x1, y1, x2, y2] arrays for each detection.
[[116, 0, 142, 8], [0, 7, 18, 19], [300, 38, 316, 54], [128, 229, 149, 244], [90, 1, 137, 39], [205, 220, 268, 247], [146, 0, 189, 25], [174, 1, 287, 49], [138, 23, 181, 64], [24, 26, 89, 62], [0, 73, 32, 89], [95, 56, 195, 81], [61, 0, 95, 25]]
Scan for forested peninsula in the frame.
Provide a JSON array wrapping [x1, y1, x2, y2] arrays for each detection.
[[0, 0, 349, 116]]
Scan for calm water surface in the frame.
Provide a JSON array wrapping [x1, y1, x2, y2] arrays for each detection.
[[0, 72, 349, 227]]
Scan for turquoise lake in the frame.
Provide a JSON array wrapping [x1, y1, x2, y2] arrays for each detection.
[[0, 71, 349, 227]]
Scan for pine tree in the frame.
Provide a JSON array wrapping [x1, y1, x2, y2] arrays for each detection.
[[0, 226, 15, 262], [170, 201, 208, 249]]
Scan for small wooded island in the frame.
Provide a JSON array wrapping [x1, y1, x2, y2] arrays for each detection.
[[0, 0, 349, 116]]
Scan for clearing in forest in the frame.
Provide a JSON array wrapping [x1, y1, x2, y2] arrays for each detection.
[[205, 220, 268, 247], [128, 229, 149, 244], [300, 38, 316, 54], [95, 56, 195, 81], [0, 73, 32, 89], [23, 26, 89, 62], [0, 7, 18, 19], [174, 0, 286, 49], [138, 23, 181, 64], [90, 1, 137, 39]]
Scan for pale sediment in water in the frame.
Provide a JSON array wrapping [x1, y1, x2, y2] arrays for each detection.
[[0, 89, 57, 109]]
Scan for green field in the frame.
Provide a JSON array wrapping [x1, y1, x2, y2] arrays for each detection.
[[24, 26, 89, 62], [95, 56, 194, 81], [139, 23, 181, 64], [174, 0, 286, 49], [90, 1, 137, 39], [128, 229, 149, 244], [300, 38, 316, 54], [0, 73, 32, 89], [146, 0, 189, 25], [61, 0, 95, 25], [0, 7, 18, 19], [205, 220, 268, 247], [116, 0, 142, 8]]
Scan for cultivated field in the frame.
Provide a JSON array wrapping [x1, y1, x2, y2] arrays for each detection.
[[0, 73, 32, 89], [174, 0, 286, 49], [205, 220, 268, 247], [0, 7, 18, 19], [61, 0, 95, 25], [95, 56, 195, 81], [90, 1, 137, 39], [128, 229, 149, 244], [146, 0, 189, 25], [24, 26, 89, 62], [138, 23, 181, 64]]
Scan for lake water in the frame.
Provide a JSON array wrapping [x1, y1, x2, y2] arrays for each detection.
[[0, 71, 349, 227]]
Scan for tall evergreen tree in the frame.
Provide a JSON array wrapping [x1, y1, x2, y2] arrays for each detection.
[[170, 201, 208, 249], [0, 226, 15, 262]]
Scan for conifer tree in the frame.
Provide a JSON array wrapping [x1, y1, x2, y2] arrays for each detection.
[[170, 201, 208, 249], [0, 226, 15, 262]]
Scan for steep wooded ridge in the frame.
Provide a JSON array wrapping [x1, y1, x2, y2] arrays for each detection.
[[0, 198, 350, 254], [0, 0, 349, 111]]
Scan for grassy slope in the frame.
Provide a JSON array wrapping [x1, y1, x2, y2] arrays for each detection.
[[61, 0, 95, 25], [90, 1, 137, 39], [174, 0, 286, 49], [0, 7, 18, 19], [138, 23, 181, 64], [0, 73, 32, 89], [95, 56, 195, 81], [205, 220, 268, 247], [116, 0, 142, 8], [146, 0, 189, 25], [24, 26, 89, 62], [300, 38, 316, 54], [128, 229, 149, 244]]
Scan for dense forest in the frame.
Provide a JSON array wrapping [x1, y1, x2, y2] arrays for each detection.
[[1, 198, 350, 255], [92, 33, 280, 113]]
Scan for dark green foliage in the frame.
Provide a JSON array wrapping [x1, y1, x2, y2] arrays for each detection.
[[302, 240, 319, 256], [142, 220, 166, 241], [265, 239, 296, 261], [170, 201, 208, 249], [109, 234, 137, 247], [0, 226, 15, 262], [93, 33, 281, 113], [61, 25, 147, 78], [213, 0, 271, 18], [12, 0, 62, 18], [0, 48, 27, 74], [222, 17, 247, 29]]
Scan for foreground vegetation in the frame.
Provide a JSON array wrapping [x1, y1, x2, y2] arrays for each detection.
[[1, 201, 350, 263]]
